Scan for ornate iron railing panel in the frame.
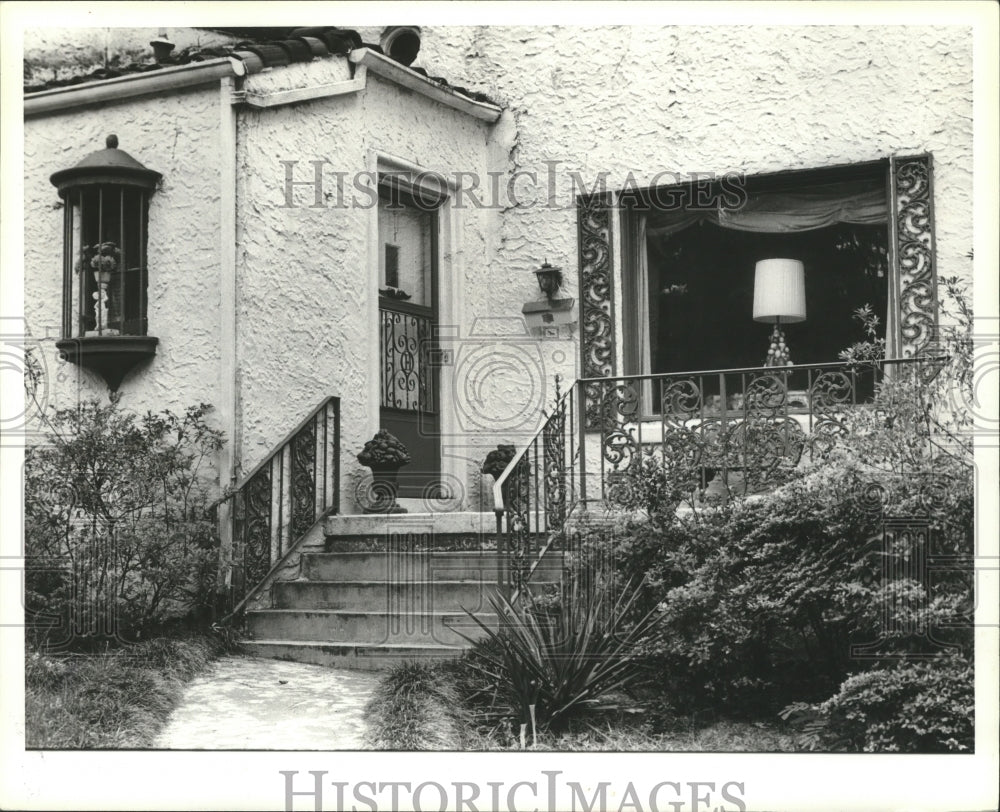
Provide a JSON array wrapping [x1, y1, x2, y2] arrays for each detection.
[[891, 154, 938, 360], [230, 397, 340, 610], [493, 384, 580, 595], [491, 358, 931, 600], [380, 306, 434, 413], [588, 359, 927, 507], [577, 193, 616, 427]]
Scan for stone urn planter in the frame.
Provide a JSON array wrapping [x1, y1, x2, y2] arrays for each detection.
[[357, 429, 411, 514]]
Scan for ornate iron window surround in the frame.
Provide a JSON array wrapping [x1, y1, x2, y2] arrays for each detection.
[[51, 135, 160, 391], [578, 155, 940, 425]]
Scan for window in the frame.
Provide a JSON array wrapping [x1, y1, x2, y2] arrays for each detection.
[[621, 161, 894, 377], [50, 135, 160, 390], [70, 185, 150, 336]]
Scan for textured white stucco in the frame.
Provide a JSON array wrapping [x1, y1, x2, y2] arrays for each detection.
[[413, 24, 974, 347], [23, 25, 975, 513], [24, 84, 224, 430]]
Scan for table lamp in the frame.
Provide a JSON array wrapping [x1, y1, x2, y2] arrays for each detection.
[[753, 258, 806, 366]]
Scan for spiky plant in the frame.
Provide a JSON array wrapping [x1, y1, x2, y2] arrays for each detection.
[[459, 578, 659, 735]]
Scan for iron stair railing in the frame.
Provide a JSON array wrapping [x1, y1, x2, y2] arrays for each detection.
[[225, 396, 340, 615]]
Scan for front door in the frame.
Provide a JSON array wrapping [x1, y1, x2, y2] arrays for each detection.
[[377, 181, 442, 498]]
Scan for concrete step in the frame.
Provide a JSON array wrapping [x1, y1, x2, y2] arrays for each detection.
[[246, 608, 495, 647], [272, 579, 520, 612], [243, 640, 465, 671], [302, 550, 566, 582]]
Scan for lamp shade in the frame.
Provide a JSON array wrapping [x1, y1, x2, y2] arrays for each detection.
[[753, 258, 806, 323]]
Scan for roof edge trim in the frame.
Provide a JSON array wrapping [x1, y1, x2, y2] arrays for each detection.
[[350, 49, 501, 123], [24, 57, 253, 118]]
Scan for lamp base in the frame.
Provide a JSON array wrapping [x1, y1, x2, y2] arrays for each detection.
[[764, 323, 792, 367]]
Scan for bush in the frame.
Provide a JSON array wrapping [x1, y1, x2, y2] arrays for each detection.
[[24, 394, 225, 647], [783, 655, 974, 753], [581, 454, 973, 718]]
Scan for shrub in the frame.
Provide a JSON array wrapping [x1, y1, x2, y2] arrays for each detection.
[[583, 454, 973, 717], [24, 394, 225, 647], [783, 655, 973, 753]]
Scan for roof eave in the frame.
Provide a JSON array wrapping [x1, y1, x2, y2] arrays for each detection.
[[24, 57, 256, 118], [349, 48, 501, 123]]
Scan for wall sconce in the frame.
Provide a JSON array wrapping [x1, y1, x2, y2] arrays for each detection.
[[533, 260, 564, 299], [752, 258, 806, 366], [523, 260, 575, 337]]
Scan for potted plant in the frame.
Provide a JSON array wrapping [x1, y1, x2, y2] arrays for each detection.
[[357, 429, 411, 514], [482, 444, 530, 510]]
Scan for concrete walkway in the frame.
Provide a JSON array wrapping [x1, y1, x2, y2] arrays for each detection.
[[154, 656, 380, 749]]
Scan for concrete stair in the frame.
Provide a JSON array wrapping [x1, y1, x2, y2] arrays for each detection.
[[243, 512, 560, 670]]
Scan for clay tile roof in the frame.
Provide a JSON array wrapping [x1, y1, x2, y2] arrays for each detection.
[[24, 26, 497, 108]]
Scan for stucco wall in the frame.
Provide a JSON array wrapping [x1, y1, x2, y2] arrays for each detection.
[[235, 64, 501, 511], [414, 24, 974, 354], [23, 25, 975, 513], [24, 84, 224, 432]]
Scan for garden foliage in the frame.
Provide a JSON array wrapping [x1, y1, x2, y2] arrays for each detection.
[[24, 393, 225, 647], [573, 283, 975, 750], [459, 580, 660, 735]]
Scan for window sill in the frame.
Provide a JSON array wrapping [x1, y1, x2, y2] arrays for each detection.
[[56, 335, 158, 391]]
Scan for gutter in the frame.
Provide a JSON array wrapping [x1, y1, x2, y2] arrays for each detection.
[[239, 69, 367, 108], [24, 56, 260, 118]]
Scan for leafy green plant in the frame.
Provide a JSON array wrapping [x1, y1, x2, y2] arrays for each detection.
[[24, 394, 225, 647], [608, 432, 708, 522], [590, 454, 974, 717], [838, 304, 886, 366], [458, 580, 661, 736], [783, 655, 973, 752]]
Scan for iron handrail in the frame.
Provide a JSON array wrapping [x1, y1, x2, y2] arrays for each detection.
[[491, 387, 575, 513], [577, 355, 946, 385], [226, 395, 341, 615], [229, 395, 340, 493]]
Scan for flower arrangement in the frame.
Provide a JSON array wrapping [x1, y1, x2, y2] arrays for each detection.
[[481, 444, 520, 480], [75, 243, 121, 279], [357, 429, 411, 469]]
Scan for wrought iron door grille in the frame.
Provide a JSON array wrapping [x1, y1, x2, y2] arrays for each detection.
[[380, 306, 436, 413]]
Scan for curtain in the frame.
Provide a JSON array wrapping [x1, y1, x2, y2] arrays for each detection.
[[640, 177, 892, 367], [647, 179, 888, 235]]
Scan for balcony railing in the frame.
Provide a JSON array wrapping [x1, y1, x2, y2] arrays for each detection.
[[493, 358, 936, 597], [228, 397, 340, 611]]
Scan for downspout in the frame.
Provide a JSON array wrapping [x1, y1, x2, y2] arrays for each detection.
[[217, 70, 242, 594]]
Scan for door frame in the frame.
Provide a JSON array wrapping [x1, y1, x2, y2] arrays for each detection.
[[365, 152, 465, 509]]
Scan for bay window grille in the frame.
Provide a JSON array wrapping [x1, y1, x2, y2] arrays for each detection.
[[50, 135, 160, 390]]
